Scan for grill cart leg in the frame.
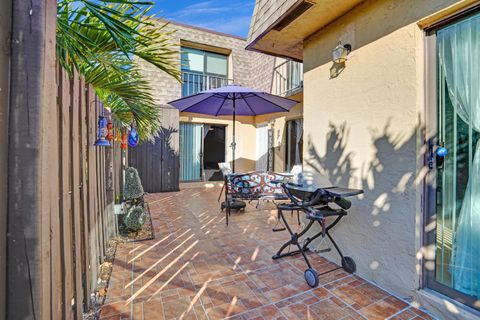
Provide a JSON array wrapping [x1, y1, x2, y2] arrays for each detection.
[[271, 208, 314, 260], [271, 208, 320, 287], [301, 215, 356, 274], [302, 215, 342, 251]]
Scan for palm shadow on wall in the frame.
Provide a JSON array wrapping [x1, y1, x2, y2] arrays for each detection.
[[305, 122, 356, 187], [305, 119, 423, 287], [306, 119, 420, 215]]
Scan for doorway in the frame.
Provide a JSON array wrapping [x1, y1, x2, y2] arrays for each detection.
[[203, 125, 226, 181], [425, 9, 480, 310]]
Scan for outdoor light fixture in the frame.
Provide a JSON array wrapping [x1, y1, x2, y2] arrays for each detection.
[[94, 116, 110, 146], [94, 102, 111, 147], [332, 42, 352, 64]]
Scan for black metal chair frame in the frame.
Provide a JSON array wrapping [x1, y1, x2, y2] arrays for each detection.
[[272, 183, 363, 287]]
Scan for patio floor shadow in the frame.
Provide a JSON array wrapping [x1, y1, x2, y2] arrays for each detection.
[[100, 186, 435, 320]]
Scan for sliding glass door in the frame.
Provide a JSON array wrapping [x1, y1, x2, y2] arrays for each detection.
[[426, 10, 480, 309], [179, 123, 203, 181]]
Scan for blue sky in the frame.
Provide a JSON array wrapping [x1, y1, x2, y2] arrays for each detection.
[[151, 1, 255, 38]]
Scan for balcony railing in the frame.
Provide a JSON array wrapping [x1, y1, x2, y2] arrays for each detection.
[[182, 72, 233, 97], [273, 60, 303, 97]]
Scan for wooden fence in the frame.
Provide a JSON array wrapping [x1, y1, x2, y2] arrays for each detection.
[[5, 0, 124, 320], [6, 1, 122, 317], [52, 66, 121, 319], [8, 65, 121, 319]]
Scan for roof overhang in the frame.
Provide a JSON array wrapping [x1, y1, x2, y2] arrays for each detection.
[[246, 0, 365, 61]]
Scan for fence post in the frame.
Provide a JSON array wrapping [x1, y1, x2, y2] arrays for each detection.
[[0, 1, 12, 318], [7, 0, 57, 318]]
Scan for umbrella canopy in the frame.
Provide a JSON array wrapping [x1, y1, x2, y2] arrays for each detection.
[[169, 84, 298, 116], [168, 84, 298, 172]]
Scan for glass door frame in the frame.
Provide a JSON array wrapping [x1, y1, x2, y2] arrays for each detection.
[[423, 7, 480, 310]]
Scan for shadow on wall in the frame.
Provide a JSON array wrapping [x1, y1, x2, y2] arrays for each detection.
[[129, 126, 180, 193], [305, 122, 355, 187], [304, 119, 424, 295]]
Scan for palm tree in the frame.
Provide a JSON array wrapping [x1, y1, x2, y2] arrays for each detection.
[[57, 0, 180, 140]]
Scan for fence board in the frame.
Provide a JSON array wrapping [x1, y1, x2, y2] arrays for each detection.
[[51, 62, 64, 320], [72, 72, 84, 318], [89, 99, 100, 289], [62, 68, 75, 320], [79, 83, 90, 311]]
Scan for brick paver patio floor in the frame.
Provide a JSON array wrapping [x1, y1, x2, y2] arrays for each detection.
[[101, 185, 434, 320]]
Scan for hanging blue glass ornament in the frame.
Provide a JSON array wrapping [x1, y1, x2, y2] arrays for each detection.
[[128, 127, 139, 147], [436, 147, 448, 157], [94, 116, 111, 146]]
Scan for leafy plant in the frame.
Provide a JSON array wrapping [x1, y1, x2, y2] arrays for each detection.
[[56, 0, 181, 140], [124, 206, 145, 231], [124, 167, 144, 201]]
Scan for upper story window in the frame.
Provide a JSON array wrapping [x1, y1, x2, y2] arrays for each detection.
[[273, 60, 303, 97], [181, 47, 230, 96]]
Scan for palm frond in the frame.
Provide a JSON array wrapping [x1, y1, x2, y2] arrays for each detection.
[[57, 0, 180, 141]]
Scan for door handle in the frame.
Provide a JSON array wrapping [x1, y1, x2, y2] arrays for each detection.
[[427, 139, 447, 169], [436, 146, 447, 168]]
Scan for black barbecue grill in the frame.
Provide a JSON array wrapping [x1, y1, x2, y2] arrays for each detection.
[[272, 182, 364, 287]]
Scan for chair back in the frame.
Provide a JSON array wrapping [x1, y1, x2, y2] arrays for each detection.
[[218, 162, 232, 177]]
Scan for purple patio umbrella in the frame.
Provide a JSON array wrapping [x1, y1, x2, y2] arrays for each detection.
[[168, 84, 298, 172]]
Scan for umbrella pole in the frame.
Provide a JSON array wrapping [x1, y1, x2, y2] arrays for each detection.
[[232, 97, 236, 173]]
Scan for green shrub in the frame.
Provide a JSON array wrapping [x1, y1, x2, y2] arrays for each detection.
[[124, 167, 144, 201], [124, 206, 145, 231]]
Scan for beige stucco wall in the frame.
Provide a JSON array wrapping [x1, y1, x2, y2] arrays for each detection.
[[301, 0, 464, 310]]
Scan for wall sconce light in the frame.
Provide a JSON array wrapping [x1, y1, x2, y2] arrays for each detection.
[[332, 42, 352, 64]]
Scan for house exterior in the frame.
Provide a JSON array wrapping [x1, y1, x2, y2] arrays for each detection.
[[136, 21, 304, 190], [247, 0, 480, 319]]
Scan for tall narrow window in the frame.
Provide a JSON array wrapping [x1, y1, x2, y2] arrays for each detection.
[[285, 119, 303, 172]]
